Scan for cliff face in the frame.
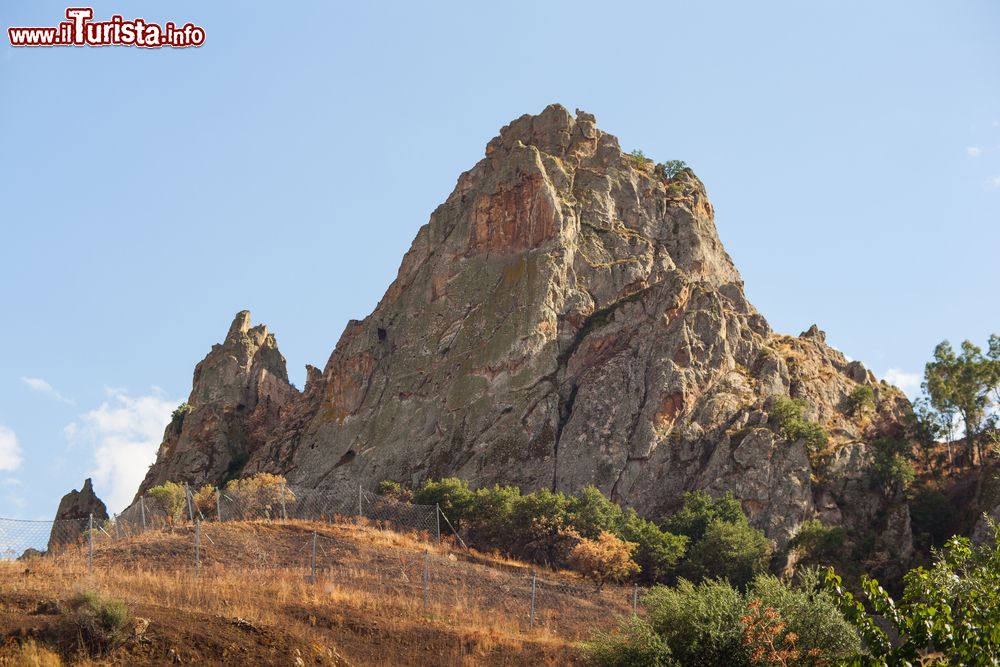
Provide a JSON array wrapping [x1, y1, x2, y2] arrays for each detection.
[[137, 105, 913, 560], [48, 478, 109, 551]]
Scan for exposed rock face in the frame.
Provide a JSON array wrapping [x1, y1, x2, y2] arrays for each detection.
[[47, 478, 109, 552], [136, 105, 914, 560], [135, 311, 297, 495]]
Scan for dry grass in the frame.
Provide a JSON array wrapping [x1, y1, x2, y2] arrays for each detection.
[[1, 519, 633, 665]]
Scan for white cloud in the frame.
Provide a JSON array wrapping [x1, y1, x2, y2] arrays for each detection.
[[20, 377, 74, 405], [989, 175, 1000, 189], [0, 426, 23, 472], [883, 369, 921, 397], [65, 389, 179, 513], [967, 146, 983, 157]]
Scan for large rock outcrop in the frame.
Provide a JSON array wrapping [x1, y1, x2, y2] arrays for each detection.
[[47, 478, 109, 552], [135, 311, 297, 495], [135, 105, 914, 561]]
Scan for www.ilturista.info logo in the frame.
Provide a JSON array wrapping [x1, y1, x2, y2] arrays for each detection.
[[8, 8, 205, 48]]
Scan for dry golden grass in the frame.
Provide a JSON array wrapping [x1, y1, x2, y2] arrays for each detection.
[[1, 519, 632, 665]]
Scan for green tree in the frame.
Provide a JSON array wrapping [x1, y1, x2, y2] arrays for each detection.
[[788, 520, 847, 565], [620, 508, 688, 583], [413, 477, 475, 528], [924, 337, 1000, 466], [680, 519, 772, 590], [663, 491, 745, 543], [654, 160, 688, 180], [824, 527, 1000, 665], [569, 485, 625, 538]]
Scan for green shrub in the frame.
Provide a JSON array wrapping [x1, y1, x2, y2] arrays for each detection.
[[662, 491, 745, 543], [748, 569, 860, 658], [788, 519, 847, 564], [680, 519, 771, 590], [62, 591, 130, 654], [628, 149, 650, 167], [768, 395, 829, 451], [645, 578, 747, 666], [846, 385, 876, 416], [147, 481, 187, 522], [583, 616, 677, 667], [868, 437, 916, 496], [414, 477, 475, 528], [466, 484, 520, 548], [170, 402, 191, 431]]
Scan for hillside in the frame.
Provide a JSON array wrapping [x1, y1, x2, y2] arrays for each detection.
[[2, 518, 634, 666]]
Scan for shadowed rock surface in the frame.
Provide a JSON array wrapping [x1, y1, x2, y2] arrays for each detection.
[[133, 105, 915, 567]]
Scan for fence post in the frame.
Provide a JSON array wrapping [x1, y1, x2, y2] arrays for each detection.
[[311, 531, 317, 584], [280, 481, 288, 521], [423, 550, 430, 612], [633, 584, 639, 614], [435, 504, 441, 543], [195, 518, 201, 578], [216, 488, 222, 522], [185, 483, 194, 523], [529, 571, 537, 629], [114, 515, 119, 541], [357, 484, 363, 522], [140, 496, 146, 533], [87, 513, 94, 574]]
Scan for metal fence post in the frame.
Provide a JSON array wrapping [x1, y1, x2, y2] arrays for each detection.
[[216, 487, 222, 522], [280, 481, 288, 521], [357, 484, 363, 522], [633, 584, 639, 614], [195, 518, 201, 578], [423, 550, 430, 612], [311, 531, 317, 584], [114, 516, 119, 541], [185, 483, 194, 522], [529, 570, 537, 629], [140, 496, 146, 533], [87, 513, 94, 574], [435, 504, 441, 543]]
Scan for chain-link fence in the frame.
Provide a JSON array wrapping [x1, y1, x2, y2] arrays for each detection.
[[1, 484, 643, 636]]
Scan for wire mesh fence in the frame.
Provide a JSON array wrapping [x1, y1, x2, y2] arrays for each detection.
[[1, 483, 644, 637]]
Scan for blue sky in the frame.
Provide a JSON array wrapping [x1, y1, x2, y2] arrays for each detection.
[[1, 1, 997, 518]]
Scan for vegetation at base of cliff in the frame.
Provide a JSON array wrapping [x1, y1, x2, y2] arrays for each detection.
[[823, 526, 1000, 665], [403, 480, 771, 589], [148, 473, 293, 521], [584, 568, 859, 667], [169, 402, 191, 432]]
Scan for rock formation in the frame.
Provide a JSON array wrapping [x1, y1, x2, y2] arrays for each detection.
[[47, 478, 109, 552], [134, 105, 915, 566], [136, 311, 296, 493]]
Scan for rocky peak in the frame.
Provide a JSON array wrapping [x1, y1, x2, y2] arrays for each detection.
[[135, 311, 297, 495], [136, 106, 915, 572], [47, 478, 108, 551]]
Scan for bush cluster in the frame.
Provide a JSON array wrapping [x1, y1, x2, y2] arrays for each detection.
[[585, 568, 859, 667], [846, 385, 876, 416]]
